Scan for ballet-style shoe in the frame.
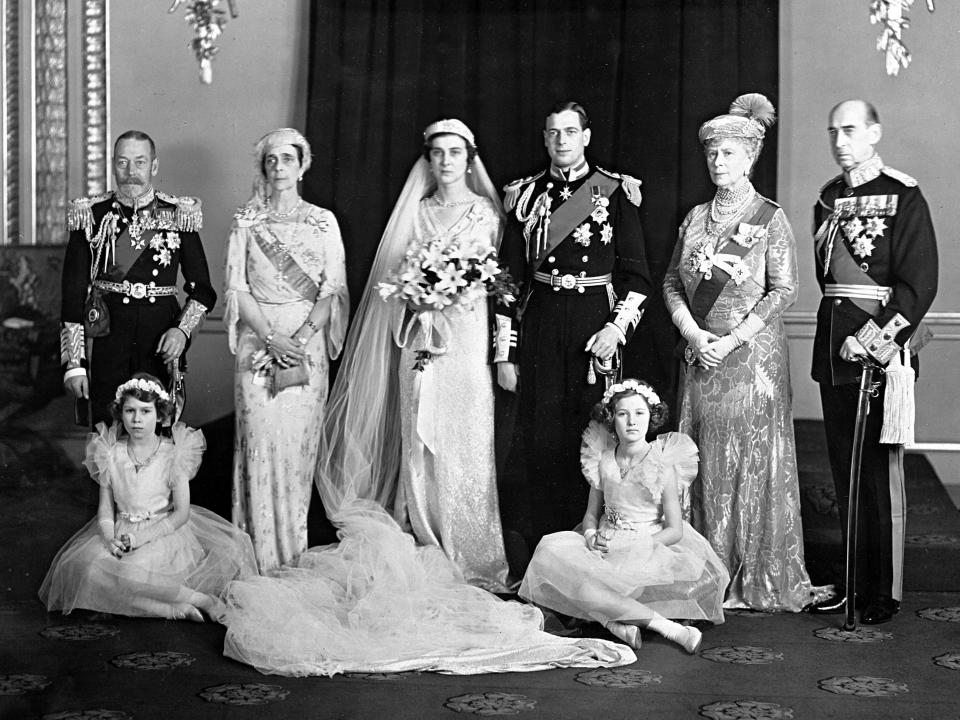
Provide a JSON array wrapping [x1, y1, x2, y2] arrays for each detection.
[[678, 625, 702, 654], [169, 603, 204, 622], [606, 621, 642, 650]]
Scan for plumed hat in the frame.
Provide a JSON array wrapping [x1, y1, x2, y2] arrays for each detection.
[[698, 93, 776, 144]]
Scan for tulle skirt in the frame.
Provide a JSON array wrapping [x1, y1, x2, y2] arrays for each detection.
[[39, 506, 257, 617], [222, 510, 635, 676], [519, 520, 729, 625]]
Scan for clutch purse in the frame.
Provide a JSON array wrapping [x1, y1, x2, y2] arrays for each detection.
[[83, 285, 111, 338], [270, 361, 310, 395]]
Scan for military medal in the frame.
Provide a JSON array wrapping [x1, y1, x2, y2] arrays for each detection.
[[128, 209, 146, 249], [560, 185, 572, 201]]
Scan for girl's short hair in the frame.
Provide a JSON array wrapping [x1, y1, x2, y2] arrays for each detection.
[[590, 379, 669, 435], [109, 372, 174, 429]]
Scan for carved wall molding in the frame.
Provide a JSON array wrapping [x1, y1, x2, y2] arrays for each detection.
[[83, 0, 108, 197], [0, 0, 107, 246]]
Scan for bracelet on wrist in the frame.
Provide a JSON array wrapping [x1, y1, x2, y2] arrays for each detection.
[[264, 331, 275, 352], [305, 319, 320, 333]]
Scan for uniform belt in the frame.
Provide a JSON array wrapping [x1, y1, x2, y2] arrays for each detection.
[[824, 283, 892, 305], [94, 279, 177, 300], [533, 271, 613, 293]]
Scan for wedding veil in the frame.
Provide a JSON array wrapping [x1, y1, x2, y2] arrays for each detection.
[[314, 151, 503, 521]]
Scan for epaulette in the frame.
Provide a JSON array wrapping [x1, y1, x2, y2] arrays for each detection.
[[597, 167, 643, 207], [818, 174, 844, 195], [157, 191, 203, 231], [881, 166, 918, 187], [66, 192, 112, 232], [503, 170, 545, 213]]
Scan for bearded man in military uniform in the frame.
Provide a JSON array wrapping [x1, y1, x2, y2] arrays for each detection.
[[61, 130, 216, 426], [495, 101, 653, 551]]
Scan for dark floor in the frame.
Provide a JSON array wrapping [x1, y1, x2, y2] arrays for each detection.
[[2, 400, 960, 720]]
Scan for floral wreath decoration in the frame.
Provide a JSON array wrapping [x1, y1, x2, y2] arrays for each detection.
[[114, 378, 170, 403], [601, 379, 661, 408]]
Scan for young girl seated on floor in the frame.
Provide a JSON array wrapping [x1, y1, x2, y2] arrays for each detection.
[[40, 373, 257, 622], [519, 378, 730, 653]]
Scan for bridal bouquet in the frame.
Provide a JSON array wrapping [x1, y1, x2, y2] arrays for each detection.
[[377, 239, 516, 312], [377, 237, 517, 370]]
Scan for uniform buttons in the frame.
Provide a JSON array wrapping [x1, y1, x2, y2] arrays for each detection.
[[581, 255, 588, 262], [834, 299, 842, 306], [859, 262, 869, 272], [152, 269, 159, 277], [579, 271, 586, 277], [547, 256, 556, 264], [122, 297, 130, 304], [551, 268, 559, 275], [882, 333, 891, 340], [149, 297, 156, 304]]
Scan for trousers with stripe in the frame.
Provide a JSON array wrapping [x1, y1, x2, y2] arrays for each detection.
[[819, 380, 906, 601]]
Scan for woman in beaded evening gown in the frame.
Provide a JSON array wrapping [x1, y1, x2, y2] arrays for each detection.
[[224, 129, 348, 572], [663, 94, 814, 611], [391, 124, 509, 591]]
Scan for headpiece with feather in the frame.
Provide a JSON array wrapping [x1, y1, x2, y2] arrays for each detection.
[[698, 93, 776, 144]]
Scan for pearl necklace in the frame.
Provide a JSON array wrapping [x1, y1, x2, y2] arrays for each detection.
[[128, 438, 161, 470], [431, 194, 476, 208], [267, 198, 302, 219], [707, 182, 755, 238]]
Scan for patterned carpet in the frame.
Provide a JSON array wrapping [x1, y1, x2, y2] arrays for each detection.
[[1, 407, 959, 720]]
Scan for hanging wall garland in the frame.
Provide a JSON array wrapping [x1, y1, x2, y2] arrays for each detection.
[[168, 0, 239, 84], [869, 0, 936, 75]]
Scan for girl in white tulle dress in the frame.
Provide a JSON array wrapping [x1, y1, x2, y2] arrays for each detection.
[[40, 374, 257, 621], [519, 379, 730, 653]]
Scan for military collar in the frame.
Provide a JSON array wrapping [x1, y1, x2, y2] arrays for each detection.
[[114, 186, 156, 209], [550, 159, 590, 183], [844, 155, 883, 188]]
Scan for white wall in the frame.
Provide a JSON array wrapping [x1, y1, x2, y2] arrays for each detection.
[[104, 0, 309, 426], [779, 1, 960, 483]]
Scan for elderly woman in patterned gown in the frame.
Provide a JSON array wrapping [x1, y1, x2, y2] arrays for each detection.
[[224, 128, 348, 572], [663, 94, 815, 611]]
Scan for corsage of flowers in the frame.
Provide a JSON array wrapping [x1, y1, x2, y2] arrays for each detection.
[[378, 236, 518, 371]]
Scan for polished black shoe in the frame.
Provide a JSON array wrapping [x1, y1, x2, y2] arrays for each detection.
[[861, 597, 900, 625]]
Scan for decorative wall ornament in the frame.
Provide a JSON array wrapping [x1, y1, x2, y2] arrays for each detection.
[[83, 1, 109, 196], [869, 0, 936, 75], [35, 0, 68, 245], [168, 0, 239, 84], [3, 0, 21, 245]]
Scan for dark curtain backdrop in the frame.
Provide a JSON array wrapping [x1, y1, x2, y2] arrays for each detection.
[[303, 0, 779, 399]]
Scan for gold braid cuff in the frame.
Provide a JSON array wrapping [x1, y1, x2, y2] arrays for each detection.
[[855, 313, 910, 365], [492, 313, 518, 363], [60, 322, 86, 367], [177, 299, 209, 337]]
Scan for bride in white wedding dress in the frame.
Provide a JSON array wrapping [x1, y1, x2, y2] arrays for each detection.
[[220, 120, 634, 676]]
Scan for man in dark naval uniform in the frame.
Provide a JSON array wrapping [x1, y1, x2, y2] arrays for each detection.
[[496, 101, 653, 550], [61, 130, 216, 426], [808, 100, 938, 624]]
